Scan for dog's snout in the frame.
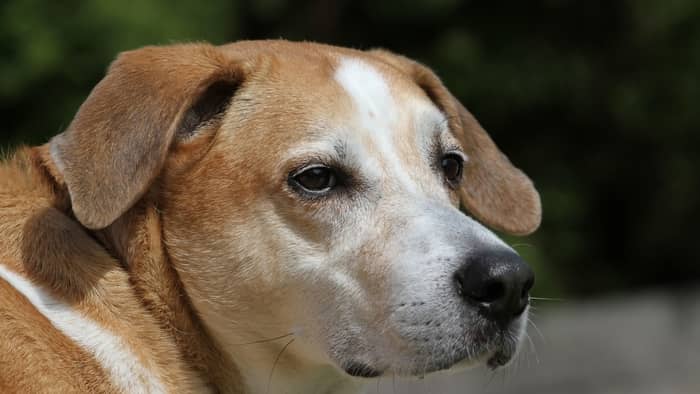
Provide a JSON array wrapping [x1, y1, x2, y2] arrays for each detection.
[[453, 249, 534, 326]]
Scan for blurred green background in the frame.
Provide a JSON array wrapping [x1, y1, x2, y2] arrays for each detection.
[[2, 0, 699, 299]]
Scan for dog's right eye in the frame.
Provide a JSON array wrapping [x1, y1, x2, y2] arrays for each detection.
[[291, 165, 338, 193]]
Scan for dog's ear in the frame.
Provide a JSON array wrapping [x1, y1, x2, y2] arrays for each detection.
[[50, 43, 244, 230], [369, 50, 541, 235]]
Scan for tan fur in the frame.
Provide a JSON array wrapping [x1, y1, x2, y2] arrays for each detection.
[[0, 266, 115, 393], [0, 40, 540, 393], [51, 44, 247, 230], [0, 148, 215, 392]]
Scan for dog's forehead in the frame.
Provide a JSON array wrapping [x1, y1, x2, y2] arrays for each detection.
[[219, 45, 451, 194], [225, 41, 442, 120], [329, 57, 448, 188], [333, 57, 398, 124], [331, 56, 444, 126]]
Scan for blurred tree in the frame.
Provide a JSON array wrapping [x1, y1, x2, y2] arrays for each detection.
[[1, 0, 699, 297], [1, 0, 237, 146]]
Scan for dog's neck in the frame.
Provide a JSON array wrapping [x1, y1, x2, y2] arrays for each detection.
[[99, 201, 367, 394], [96, 200, 246, 393], [237, 360, 364, 394]]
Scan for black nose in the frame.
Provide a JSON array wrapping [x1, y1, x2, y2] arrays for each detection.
[[453, 249, 534, 326]]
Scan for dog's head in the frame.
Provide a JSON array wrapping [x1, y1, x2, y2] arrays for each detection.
[[50, 41, 540, 386]]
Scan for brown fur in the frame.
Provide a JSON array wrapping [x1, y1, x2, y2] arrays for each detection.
[[0, 40, 540, 393], [51, 44, 247, 230], [0, 266, 115, 393], [0, 148, 220, 392]]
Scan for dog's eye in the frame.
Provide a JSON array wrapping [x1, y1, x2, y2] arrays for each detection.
[[441, 154, 464, 184], [292, 165, 337, 193]]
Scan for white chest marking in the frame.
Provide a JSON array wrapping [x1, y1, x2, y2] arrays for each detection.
[[334, 57, 418, 192], [0, 264, 166, 394]]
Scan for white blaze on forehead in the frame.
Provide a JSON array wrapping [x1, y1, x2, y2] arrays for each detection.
[[0, 264, 166, 394], [334, 58, 397, 121], [334, 57, 418, 192]]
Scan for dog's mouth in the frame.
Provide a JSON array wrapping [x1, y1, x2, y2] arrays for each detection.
[[471, 325, 522, 371], [486, 348, 515, 369], [341, 347, 515, 380], [338, 313, 525, 379], [342, 362, 384, 378], [340, 329, 520, 379]]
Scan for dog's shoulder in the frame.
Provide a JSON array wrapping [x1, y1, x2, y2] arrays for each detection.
[[0, 146, 204, 393], [0, 146, 113, 291], [0, 147, 120, 392], [0, 264, 118, 393], [0, 146, 76, 276]]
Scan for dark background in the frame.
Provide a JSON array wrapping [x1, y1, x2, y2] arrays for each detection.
[[2, 0, 699, 298]]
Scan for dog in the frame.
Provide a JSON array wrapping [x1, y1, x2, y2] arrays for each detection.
[[0, 40, 541, 393]]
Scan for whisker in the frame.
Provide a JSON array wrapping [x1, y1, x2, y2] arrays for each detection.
[[229, 332, 294, 346], [522, 337, 531, 371], [510, 242, 534, 249], [497, 364, 507, 389], [530, 296, 566, 302], [525, 331, 540, 365], [266, 337, 295, 394], [528, 317, 546, 343], [505, 332, 519, 382], [484, 368, 497, 390]]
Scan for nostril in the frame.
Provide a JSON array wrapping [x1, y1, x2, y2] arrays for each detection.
[[453, 261, 509, 305], [474, 281, 505, 304], [521, 276, 535, 300]]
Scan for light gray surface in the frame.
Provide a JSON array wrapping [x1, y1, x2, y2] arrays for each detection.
[[372, 291, 700, 394]]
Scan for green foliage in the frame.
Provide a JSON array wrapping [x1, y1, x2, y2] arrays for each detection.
[[2, 0, 698, 296], [1, 0, 237, 146]]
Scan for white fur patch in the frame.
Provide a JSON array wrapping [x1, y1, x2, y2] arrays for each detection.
[[334, 57, 418, 192], [48, 134, 67, 175], [0, 264, 166, 394]]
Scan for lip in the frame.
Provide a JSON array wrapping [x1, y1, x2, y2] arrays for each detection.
[[341, 343, 515, 380], [446, 343, 512, 372], [434, 328, 521, 373], [343, 362, 384, 378], [483, 330, 519, 370], [486, 348, 515, 369], [339, 316, 523, 379]]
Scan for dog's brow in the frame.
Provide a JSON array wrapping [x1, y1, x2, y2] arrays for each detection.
[[436, 119, 457, 143], [333, 140, 348, 161], [415, 108, 453, 152]]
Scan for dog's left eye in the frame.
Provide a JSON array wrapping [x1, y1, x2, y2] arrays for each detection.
[[292, 165, 338, 193], [441, 153, 464, 184]]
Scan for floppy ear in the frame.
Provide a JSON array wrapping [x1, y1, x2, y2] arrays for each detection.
[[50, 43, 244, 230], [369, 50, 541, 235]]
